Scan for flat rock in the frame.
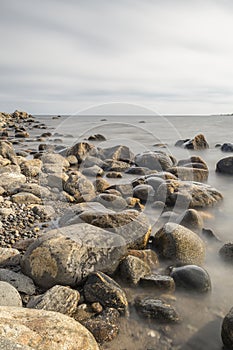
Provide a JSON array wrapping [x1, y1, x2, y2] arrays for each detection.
[[0, 306, 99, 350], [0, 281, 22, 307], [21, 223, 127, 289], [27, 285, 80, 316], [84, 272, 128, 314], [0, 269, 36, 295], [153, 223, 206, 265], [140, 274, 175, 291]]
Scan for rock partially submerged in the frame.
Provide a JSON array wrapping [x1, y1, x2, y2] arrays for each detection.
[[216, 156, 233, 175]]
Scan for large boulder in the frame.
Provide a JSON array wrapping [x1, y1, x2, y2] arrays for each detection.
[[66, 142, 96, 163], [153, 223, 206, 265], [216, 156, 233, 175], [157, 180, 223, 208], [64, 173, 96, 202], [135, 151, 175, 171], [167, 166, 208, 182], [98, 145, 135, 163], [0, 173, 26, 193], [184, 134, 209, 150], [21, 223, 127, 289], [0, 306, 99, 350], [222, 307, 233, 349]]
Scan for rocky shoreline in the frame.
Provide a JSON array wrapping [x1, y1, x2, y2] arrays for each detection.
[[0, 110, 232, 349]]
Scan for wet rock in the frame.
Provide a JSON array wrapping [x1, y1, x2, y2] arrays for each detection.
[[216, 156, 233, 174], [176, 209, 203, 233], [153, 223, 206, 265], [127, 249, 159, 268], [78, 210, 151, 250], [82, 165, 104, 177], [0, 269, 36, 295], [0, 306, 99, 350], [0, 247, 20, 267], [140, 274, 175, 292], [0, 140, 17, 164], [221, 143, 233, 152], [66, 142, 96, 163], [135, 297, 180, 323], [170, 265, 211, 293], [94, 193, 127, 210], [119, 255, 151, 285], [88, 134, 106, 141], [27, 285, 80, 316], [219, 242, 233, 263], [201, 228, 221, 242], [82, 317, 119, 343], [135, 151, 175, 171], [21, 223, 127, 289], [0, 281, 22, 306], [12, 192, 42, 204], [167, 166, 208, 182], [184, 134, 209, 150], [99, 145, 134, 163], [0, 173, 26, 193], [84, 271, 128, 314], [157, 179, 223, 208]]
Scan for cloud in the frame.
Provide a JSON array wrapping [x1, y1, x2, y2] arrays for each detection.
[[0, 0, 233, 114]]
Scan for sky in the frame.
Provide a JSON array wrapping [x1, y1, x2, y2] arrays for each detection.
[[0, 0, 233, 115]]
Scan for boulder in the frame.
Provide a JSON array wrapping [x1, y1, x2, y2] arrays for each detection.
[[167, 166, 208, 182], [41, 153, 70, 168], [0, 141, 17, 164], [99, 145, 134, 163], [118, 255, 151, 285], [27, 285, 80, 316], [184, 134, 209, 150], [0, 281, 22, 307], [157, 180, 223, 208], [135, 297, 180, 322], [176, 209, 203, 233], [170, 265, 211, 293], [11, 192, 42, 204], [0, 173, 26, 193], [153, 223, 206, 265], [135, 151, 175, 170], [133, 184, 155, 202], [0, 306, 99, 350], [216, 156, 233, 174], [84, 272, 128, 314], [0, 269, 36, 295], [221, 143, 233, 152], [66, 142, 95, 163], [20, 159, 42, 177], [21, 223, 127, 289], [64, 174, 96, 202]]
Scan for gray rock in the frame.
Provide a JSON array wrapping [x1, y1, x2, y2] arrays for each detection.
[[27, 285, 80, 316], [84, 272, 128, 314], [177, 156, 208, 170], [0, 281, 22, 306], [216, 156, 233, 174], [0, 306, 99, 350], [135, 151, 175, 171], [176, 209, 204, 233], [0, 247, 20, 267], [135, 297, 180, 322], [64, 173, 96, 202], [133, 184, 155, 202], [81, 165, 104, 177], [0, 337, 34, 350], [17, 183, 51, 199], [167, 166, 208, 182], [0, 269, 36, 295], [0, 173, 26, 193], [219, 242, 233, 263], [21, 223, 127, 289], [41, 152, 70, 167], [32, 205, 55, 219], [119, 255, 151, 285], [94, 193, 127, 210], [66, 142, 96, 163], [99, 145, 134, 163], [170, 265, 211, 293], [140, 274, 175, 291], [153, 223, 206, 265]]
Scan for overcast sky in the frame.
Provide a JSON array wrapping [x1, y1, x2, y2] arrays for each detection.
[[1, 0, 233, 115]]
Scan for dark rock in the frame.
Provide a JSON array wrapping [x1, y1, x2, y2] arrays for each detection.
[[94, 178, 111, 193], [135, 297, 180, 323], [140, 274, 175, 291], [153, 223, 206, 265], [84, 271, 128, 314], [221, 143, 233, 152], [106, 171, 122, 178], [222, 307, 233, 349], [82, 318, 119, 343], [175, 139, 190, 147], [170, 265, 211, 293], [216, 156, 233, 174], [88, 134, 106, 141], [184, 134, 209, 150], [127, 249, 159, 268], [119, 255, 151, 285], [27, 285, 80, 316], [219, 242, 233, 263]]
